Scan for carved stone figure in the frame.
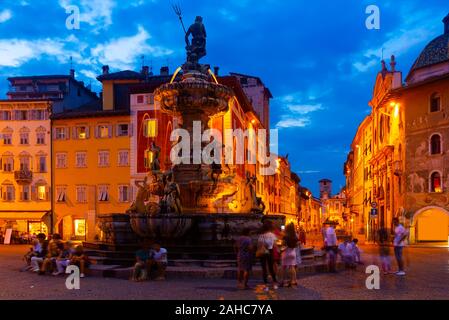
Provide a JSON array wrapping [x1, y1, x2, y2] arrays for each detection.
[[162, 172, 182, 214], [150, 142, 161, 172], [127, 177, 150, 214], [246, 173, 266, 214]]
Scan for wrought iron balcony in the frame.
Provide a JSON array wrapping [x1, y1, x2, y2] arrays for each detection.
[[14, 170, 33, 184]]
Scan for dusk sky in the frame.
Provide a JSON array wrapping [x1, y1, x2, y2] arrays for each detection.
[[1, 0, 448, 195]]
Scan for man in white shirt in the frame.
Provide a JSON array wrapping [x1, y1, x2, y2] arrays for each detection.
[[150, 243, 168, 280], [338, 238, 355, 268], [324, 224, 338, 272], [393, 218, 408, 276]]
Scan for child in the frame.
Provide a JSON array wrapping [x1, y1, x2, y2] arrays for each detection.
[[378, 227, 392, 275], [149, 243, 168, 280], [352, 239, 363, 264], [131, 242, 151, 282]]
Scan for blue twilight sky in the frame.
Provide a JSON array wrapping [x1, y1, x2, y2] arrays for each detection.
[[0, 0, 448, 195]]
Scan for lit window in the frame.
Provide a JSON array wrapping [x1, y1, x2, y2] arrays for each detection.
[[37, 185, 46, 201], [430, 134, 442, 155], [97, 125, 111, 138], [430, 172, 442, 193], [143, 119, 158, 138], [76, 126, 88, 139], [74, 219, 86, 237]]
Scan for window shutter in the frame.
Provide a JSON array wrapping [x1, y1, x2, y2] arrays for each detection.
[[72, 127, 77, 139], [108, 125, 113, 138], [52, 128, 57, 140], [95, 126, 99, 138], [65, 127, 70, 140], [31, 185, 37, 201], [116, 124, 120, 137], [128, 123, 133, 137], [85, 126, 90, 139], [128, 185, 133, 202]]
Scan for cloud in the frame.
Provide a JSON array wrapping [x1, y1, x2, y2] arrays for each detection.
[[219, 9, 237, 21], [91, 25, 173, 70], [0, 10, 12, 23], [286, 104, 323, 115], [298, 170, 321, 174], [276, 116, 311, 129], [59, 0, 116, 32]]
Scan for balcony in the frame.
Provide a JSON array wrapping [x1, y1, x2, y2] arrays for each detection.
[[14, 170, 33, 184]]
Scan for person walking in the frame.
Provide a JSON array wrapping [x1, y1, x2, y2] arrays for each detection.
[[324, 222, 338, 273], [235, 228, 253, 290], [279, 223, 299, 287], [393, 218, 408, 276], [378, 227, 392, 275], [257, 221, 279, 291]]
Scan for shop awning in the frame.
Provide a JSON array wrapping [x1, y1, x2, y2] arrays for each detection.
[[0, 212, 49, 220]]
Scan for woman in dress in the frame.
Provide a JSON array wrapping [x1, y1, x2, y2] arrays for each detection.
[[279, 223, 299, 287]]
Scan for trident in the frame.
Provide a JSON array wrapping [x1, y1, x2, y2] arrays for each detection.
[[172, 2, 187, 34]]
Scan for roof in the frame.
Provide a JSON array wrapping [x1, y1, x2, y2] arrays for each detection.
[[229, 72, 273, 98], [51, 108, 130, 120], [97, 70, 144, 82], [408, 15, 449, 78]]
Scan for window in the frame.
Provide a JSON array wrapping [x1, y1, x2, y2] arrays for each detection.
[[98, 151, 110, 167], [430, 93, 441, 113], [137, 95, 144, 104], [2, 185, 14, 201], [118, 185, 130, 202], [118, 150, 129, 166], [430, 172, 442, 193], [56, 153, 67, 169], [430, 134, 442, 155], [36, 133, 45, 145], [15, 110, 28, 121], [20, 133, 29, 145], [19, 157, 30, 171], [2, 156, 13, 172], [54, 127, 68, 140], [2, 134, 12, 145], [76, 186, 87, 203], [56, 186, 67, 202], [143, 119, 158, 138], [37, 185, 47, 201], [38, 156, 46, 172], [74, 219, 86, 237], [1, 111, 11, 120], [75, 152, 87, 168], [74, 126, 89, 139], [98, 185, 109, 202], [117, 124, 129, 137], [97, 125, 111, 138], [20, 185, 30, 201]]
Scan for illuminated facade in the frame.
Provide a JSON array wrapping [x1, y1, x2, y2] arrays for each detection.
[[345, 14, 449, 243], [0, 100, 52, 236]]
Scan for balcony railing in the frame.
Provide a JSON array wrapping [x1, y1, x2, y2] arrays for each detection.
[[14, 170, 33, 184]]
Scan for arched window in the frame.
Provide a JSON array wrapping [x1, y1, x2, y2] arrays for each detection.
[[430, 93, 441, 112], [430, 172, 442, 193], [430, 134, 442, 155]]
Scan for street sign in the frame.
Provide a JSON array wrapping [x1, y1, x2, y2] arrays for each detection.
[[371, 202, 378, 209], [370, 208, 378, 218]]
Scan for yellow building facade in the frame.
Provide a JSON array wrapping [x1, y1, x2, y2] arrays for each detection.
[[52, 110, 131, 241]]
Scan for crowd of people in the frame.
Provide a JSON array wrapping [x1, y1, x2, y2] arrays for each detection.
[[21, 233, 89, 278]]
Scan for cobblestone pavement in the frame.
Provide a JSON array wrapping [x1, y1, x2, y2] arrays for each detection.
[[1, 245, 448, 300]]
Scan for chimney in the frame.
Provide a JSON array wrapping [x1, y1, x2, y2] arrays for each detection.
[[141, 66, 149, 76], [70, 69, 75, 78], [390, 55, 396, 72], [444, 13, 449, 34], [160, 66, 169, 76], [102, 65, 109, 75], [214, 66, 219, 76]]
